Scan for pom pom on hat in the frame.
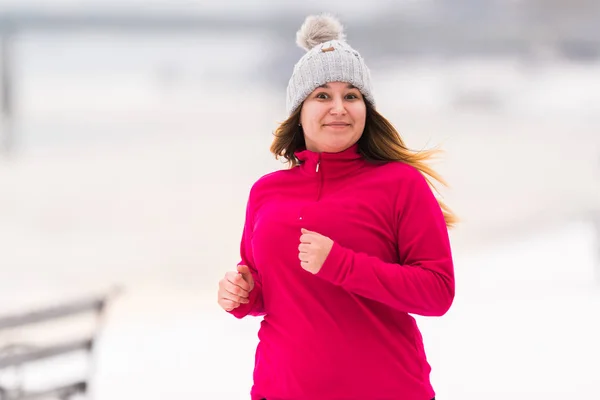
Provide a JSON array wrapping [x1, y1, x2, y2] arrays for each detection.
[[295, 14, 346, 52]]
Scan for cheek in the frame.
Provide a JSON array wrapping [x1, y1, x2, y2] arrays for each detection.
[[301, 106, 320, 127], [353, 110, 367, 131], [304, 110, 326, 129], [358, 116, 366, 130]]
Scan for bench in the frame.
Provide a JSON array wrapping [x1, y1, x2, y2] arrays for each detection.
[[0, 288, 121, 400]]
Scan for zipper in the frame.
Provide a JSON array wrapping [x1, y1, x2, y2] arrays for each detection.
[[315, 153, 323, 201]]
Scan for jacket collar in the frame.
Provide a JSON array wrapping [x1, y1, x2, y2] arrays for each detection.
[[294, 143, 367, 179]]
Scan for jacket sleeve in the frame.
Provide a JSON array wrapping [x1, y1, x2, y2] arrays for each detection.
[[315, 170, 455, 316], [228, 188, 265, 319]]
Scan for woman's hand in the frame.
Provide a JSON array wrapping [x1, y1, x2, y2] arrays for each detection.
[[298, 228, 334, 274], [218, 265, 255, 311]]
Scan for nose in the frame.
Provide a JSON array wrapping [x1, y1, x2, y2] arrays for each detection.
[[329, 96, 347, 115]]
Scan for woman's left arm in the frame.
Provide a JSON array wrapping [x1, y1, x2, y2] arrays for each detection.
[[315, 171, 455, 317]]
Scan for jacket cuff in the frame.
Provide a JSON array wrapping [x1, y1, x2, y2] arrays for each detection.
[[315, 241, 350, 285], [227, 282, 261, 319]]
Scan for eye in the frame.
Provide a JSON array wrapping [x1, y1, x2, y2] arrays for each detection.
[[346, 93, 360, 100], [315, 92, 329, 99]]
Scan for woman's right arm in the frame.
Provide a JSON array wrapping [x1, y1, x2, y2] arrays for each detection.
[[227, 190, 265, 318]]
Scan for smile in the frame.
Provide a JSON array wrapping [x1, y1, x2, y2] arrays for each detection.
[[324, 123, 350, 128]]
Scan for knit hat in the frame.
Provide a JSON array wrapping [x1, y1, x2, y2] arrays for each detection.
[[285, 14, 375, 116]]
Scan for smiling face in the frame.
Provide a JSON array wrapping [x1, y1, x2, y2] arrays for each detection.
[[299, 81, 367, 153]]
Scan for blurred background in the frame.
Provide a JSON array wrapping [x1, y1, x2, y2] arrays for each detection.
[[0, 0, 599, 399]]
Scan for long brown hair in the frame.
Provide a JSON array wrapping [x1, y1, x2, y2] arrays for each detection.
[[270, 101, 458, 228]]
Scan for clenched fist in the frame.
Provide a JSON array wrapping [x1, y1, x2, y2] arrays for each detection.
[[218, 264, 255, 311], [298, 228, 334, 274]]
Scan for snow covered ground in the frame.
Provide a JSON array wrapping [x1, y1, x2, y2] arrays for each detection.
[[1, 220, 598, 399]]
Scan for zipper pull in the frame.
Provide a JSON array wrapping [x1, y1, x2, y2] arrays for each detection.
[[316, 161, 320, 173]]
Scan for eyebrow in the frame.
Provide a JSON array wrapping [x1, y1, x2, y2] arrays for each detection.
[[318, 83, 357, 89]]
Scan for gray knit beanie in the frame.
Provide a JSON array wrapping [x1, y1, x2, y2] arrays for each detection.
[[286, 14, 375, 116]]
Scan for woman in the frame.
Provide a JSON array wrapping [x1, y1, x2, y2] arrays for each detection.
[[217, 14, 457, 400]]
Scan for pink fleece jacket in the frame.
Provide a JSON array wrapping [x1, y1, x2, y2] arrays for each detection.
[[229, 143, 454, 400]]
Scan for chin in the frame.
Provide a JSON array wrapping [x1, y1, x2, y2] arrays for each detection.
[[322, 140, 354, 153]]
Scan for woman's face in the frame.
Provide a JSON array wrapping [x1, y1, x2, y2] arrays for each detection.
[[299, 81, 366, 153]]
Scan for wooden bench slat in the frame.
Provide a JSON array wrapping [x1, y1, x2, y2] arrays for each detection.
[[0, 339, 93, 368], [1, 381, 86, 400], [0, 297, 106, 331]]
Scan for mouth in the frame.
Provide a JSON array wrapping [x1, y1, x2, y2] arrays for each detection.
[[324, 123, 350, 128]]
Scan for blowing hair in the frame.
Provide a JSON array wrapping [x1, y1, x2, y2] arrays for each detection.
[[270, 101, 458, 228]]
